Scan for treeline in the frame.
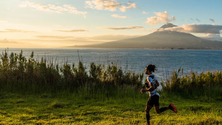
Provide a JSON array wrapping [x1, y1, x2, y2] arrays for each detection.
[[0, 51, 144, 93]]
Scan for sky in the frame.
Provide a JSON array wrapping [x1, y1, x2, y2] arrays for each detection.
[[0, 0, 222, 48]]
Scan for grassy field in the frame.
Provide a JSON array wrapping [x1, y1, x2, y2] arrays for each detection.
[[0, 92, 222, 125], [1, 51, 222, 124]]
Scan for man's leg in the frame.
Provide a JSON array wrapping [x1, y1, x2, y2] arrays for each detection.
[[154, 106, 168, 114], [155, 104, 177, 114], [145, 105, 153, 125], [168, 103, 177, 113]]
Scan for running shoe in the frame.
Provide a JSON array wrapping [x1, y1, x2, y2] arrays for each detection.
[[169, 103, 177, 113]]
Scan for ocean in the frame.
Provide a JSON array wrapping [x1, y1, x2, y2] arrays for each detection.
[[1, 48, 222, 82]]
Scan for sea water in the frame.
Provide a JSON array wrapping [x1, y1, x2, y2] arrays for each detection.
[[1, 48, 222, 82]]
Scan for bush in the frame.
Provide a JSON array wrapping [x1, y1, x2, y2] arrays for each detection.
[[0, 51, 144, 94], [161, 67, 222, 97]]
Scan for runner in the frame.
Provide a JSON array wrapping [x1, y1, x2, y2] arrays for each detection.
[[140, 64, 177, 125]]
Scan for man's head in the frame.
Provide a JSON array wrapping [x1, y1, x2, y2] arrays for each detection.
[[145, 64, 157, 74]]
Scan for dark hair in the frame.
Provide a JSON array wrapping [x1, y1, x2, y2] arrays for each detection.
[[146, 64, 157, 72]]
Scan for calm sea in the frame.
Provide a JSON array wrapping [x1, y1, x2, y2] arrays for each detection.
[[1, 48, 222, 82]]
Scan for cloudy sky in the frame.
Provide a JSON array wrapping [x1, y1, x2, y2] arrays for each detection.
[[0, 0, 222, 48]]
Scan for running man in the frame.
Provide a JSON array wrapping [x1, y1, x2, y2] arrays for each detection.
[[140, 64, 177, 125]]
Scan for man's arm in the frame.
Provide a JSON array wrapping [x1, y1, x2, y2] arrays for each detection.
[[140, 81, 155, 93], [146, 82, 155, 91], [156, 80, 159, 87]]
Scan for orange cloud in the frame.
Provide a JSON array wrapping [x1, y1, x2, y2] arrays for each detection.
[[0, 29, 38, 33], [54, 29, 88, 32]]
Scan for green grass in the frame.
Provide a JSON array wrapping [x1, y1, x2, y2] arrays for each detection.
[[1, 51, 222, 124], [0, 92, 222, 125]]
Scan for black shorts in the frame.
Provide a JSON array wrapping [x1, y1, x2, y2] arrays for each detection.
[[146, 95, 159, 107]]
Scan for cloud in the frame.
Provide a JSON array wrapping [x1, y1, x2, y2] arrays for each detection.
[[19, 1, 87, 16], [0, 38, 17, 43], [98, 26, 143, 30], [85, 0, 136, 12], [54, 29, 88, 32], [2, 34, 143, 47], [111, 14, 126, 18], [146, 11, 176, 25], [196, 18, 200, 22], [0, 29, 37, 33], [159, 24, 222, 34], [36, 36, 74, 39], [54, 25, 62, 27], [143, 11, 148, 14], [89, 34, 141, 41], [210, 19, 215, 23], [201, 34, 222, 41], [147, 28, 158, 32], [0, 38, 52, 48], [119, 3, 136, 12], [20, 1, 53, 12], [36, 34, 141, 41], [0, 20, 8, 23], [137, 28, 146, 32]]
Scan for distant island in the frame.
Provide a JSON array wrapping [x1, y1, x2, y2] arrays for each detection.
[[69, 23, 222, 49]]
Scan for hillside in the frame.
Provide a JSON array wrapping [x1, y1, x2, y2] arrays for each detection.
[[72, 23, 222, 49]]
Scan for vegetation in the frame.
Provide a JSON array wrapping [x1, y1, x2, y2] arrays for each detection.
[[0, 92, 222, 124], [0, 50, 144, 94], [0, 51, 222, 124], [162, 67, 222, 98]]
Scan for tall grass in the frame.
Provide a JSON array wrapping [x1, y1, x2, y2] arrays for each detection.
[[1, 50, 222, 99], [161, 67, 222, 98], [0, 51, 144, 94]]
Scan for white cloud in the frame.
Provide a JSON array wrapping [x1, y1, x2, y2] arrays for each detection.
[[85, 0, 121, 11], [19, 1, 87, 16], [98, 26, 143, 30], [111, 14, 126, 18], [119, 3, 136, 12], [201, 34, 222, 41], [146, 11, 176, 25], [159, 24, 222, 34], [19, 1, 52, 11], [85, 0, 136, 12], [142, 11, 148, 14]]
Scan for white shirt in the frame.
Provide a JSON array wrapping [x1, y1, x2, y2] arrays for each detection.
[[147, 74, 160, 97]]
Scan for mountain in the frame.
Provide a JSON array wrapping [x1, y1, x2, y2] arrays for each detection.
[[71, 23, 222, 49], [158, 23, 177, 30]]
